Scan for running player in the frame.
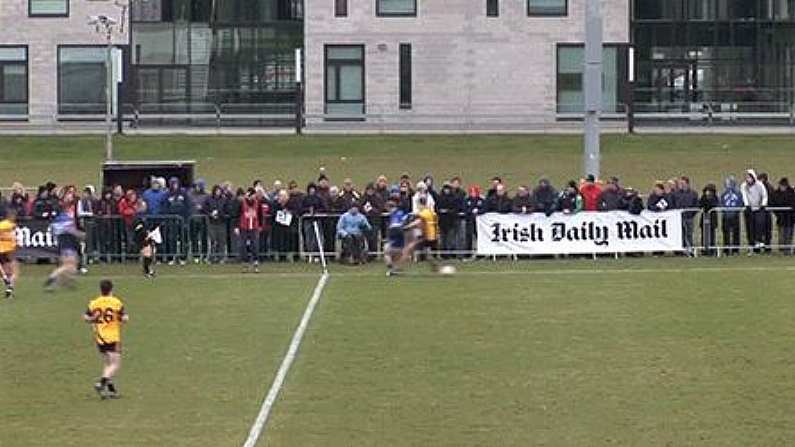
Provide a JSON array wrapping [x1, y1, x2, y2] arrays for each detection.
[[44, 211, 85, 291], [402, 198, 440, 271], [0, 209, 19, 298], [83, 279, 128, 399], [384, 199, 409, 276], [133, 217, 156, 278]]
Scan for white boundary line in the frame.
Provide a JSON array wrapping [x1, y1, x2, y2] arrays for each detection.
[[68, 264, 795, 281], [242, 271, 330, 447]]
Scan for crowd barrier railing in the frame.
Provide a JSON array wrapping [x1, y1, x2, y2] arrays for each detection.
[[12, 208, 795, 264]]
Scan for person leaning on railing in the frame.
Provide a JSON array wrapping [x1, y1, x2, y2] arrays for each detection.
[[742, 169, 768, 254], [720, 176, 743, 256], [438, 182, 465, 259], [205, 185, 230, 264], [359, 183, 385, 261], [673, 176, 699, 257], [699, 183, 720, 257], [769, 177, 795, 255]]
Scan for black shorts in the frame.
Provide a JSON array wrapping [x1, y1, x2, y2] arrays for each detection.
[[96, 342, 120, 354], [0, 252, 13, 264], [422, 240, 439, 251]]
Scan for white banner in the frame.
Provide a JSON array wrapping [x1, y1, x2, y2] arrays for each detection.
[[476, 211, 684, 255]]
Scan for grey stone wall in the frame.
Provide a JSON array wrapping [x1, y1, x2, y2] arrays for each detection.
[[305, 0, 629, 130], [0, 0, 128, 122]]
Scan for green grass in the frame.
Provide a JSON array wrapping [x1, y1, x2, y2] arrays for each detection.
[[0, 134, 793, 191], [265, 257, 795, 446], [3, 251, 795, 446], [0, 267, 315, 447]]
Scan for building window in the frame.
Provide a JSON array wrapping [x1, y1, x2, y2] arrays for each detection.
[[325, 45, 365, 117], [528, 0, 566, 16], [335, 0, 348, 17], [0, 47, 28, 117], [377, 0, 417, 17], [29, 0, 69, 17], [58, 47, 107, 115], [556, 44, 628, 114], [399, 44, 412, 109], [487, 0, 499, 17]]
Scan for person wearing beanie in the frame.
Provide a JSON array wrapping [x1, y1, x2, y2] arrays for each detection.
[[720, 175, 744, 256], [699, 183, 720, 256]]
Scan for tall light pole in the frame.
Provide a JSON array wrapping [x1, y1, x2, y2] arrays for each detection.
[[583, 0, 603, 178], [89, 15, 119, 161]]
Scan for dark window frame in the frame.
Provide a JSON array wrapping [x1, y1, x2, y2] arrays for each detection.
[[335, 0, 348, 17], [376, 0, 418, 17], [28, 0, 69, 17], [527, 0, 567, 17], [399, 43, 412, 110], [487, 0, 499, 17], [57, 44, 108, 115], [324, 44, 366, 118], [0, 45, 29, 117]]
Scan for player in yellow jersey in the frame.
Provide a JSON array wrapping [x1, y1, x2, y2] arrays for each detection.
[[83, 280, 128, 399], [0, 209, 19, 299], [404, 198, 440, 269]]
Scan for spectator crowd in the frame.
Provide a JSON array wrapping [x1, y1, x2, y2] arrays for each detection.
[[1, 167, 794, 264]]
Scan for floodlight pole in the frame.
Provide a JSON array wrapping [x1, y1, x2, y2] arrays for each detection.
[[583, 0, 603, 178], [104, 30, 114, 161]]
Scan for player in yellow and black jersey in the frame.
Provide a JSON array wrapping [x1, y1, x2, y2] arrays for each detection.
[[82, 280, 129, 399], [0, 209, 19, 299]]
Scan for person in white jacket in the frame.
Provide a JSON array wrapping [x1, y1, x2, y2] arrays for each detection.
[[741, 169, 768, 252], [411, 181, 435, 214]]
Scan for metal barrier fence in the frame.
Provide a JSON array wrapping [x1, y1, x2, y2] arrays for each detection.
[[12, 208, 795, 264]]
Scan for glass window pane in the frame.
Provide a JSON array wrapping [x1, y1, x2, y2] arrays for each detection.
[[378, 0, 417, 15], [528, 0, 566, 15], [0, 48, 27, 62], [30, 0, 68, 15], [60, 47, 105, 63], [327, 47, 363, 61], [558, 47, 583, 74], [327, 67, 338, 101], [326, 102, 363, 115], [2, 65, 27, 102], [339, 65, 363, 100]]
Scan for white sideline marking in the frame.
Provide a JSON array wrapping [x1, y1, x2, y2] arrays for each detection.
[[242, 272, 330, 447], [80, 264, 795, 281]]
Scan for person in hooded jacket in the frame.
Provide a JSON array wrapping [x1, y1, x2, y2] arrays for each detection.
[[436, 182, 465, 258], [757, 172, 775, 252], [769, 177, 795, 254], [358, 183, 385, 260], [205, 185, 229, 263], [720, 176, 743, 255], [647, 182, 671, 212], [597, 181, 622, 211], [485, 183, 513, 213], [512, 186, 534, 214], [532, 178, 557, 216], [464, 185, 485, 253], [557, 181, 583, 214], [189, 179, 209, 262], [699, 183, 720, 256], [301, 183, 327, 261], [163, 178, 192, 265], [741, 169, 768, 253], [621, 188, 644, 215], [673, 176, 699, 256]]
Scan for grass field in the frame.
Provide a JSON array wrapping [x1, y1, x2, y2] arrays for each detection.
[[1, 134, 794, 191], [3, 257, 795, 446]]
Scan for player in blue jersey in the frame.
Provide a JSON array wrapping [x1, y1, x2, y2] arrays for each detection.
[[44, 212, 85, 291], [384, 199, 409, 276]]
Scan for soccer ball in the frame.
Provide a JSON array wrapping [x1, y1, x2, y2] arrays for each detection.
[[438, 265, 457, 276]]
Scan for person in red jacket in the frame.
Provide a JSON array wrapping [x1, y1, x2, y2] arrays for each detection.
[[579, 174, 603, 212], [118, 190, 145, 256], [236, 188, 261, 273]]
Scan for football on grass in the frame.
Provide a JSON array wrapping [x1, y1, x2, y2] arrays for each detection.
[[438, 265, 457, 275]]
